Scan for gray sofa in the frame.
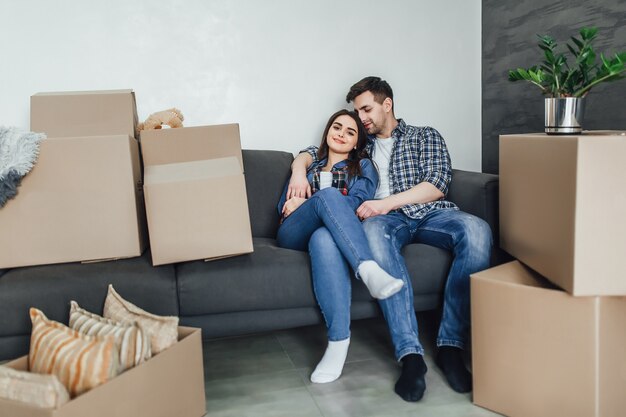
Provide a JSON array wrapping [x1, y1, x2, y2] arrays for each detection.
[[0, 150, 499, 361]]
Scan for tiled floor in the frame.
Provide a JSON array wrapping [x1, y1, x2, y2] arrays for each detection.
[[203, 313, 501, 417]]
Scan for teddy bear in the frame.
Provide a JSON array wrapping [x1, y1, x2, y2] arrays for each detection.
[[137, 108, 184, 131]]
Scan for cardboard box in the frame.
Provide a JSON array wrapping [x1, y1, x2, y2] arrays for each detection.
[[499, 131, 626, 295], [140, 124, 253, 265], [31, 90, 138, 139], [0, 327, 205, 417], [0, 135, 146, 268], [471, 261, 626, 417]]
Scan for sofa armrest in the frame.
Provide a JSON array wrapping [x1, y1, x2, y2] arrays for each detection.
[[447, 169, 499, 245]]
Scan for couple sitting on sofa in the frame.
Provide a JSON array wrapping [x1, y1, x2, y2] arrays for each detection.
[[275, 76, 492, 403]]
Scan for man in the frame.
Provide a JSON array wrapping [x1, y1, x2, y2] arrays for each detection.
[[288, 76, 492, 401]]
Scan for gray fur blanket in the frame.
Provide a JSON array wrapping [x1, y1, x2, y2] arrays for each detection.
[[0, 126, 45, 208]]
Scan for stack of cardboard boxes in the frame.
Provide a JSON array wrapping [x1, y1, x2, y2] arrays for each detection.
[[471, 132, 626, 417], [0, 90, 146, 268], [0, 90, 253, 268]]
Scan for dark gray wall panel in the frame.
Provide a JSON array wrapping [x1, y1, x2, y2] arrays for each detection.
[[482, 1, 626, 174]]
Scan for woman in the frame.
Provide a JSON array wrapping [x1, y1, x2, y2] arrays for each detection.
[[276, 109, 403, 383]]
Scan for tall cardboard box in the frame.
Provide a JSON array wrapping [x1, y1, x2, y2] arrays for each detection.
[[31, 90, 138, 139], [140, 124, 253, 265], [0, 327, 206, 417], [0, 135, 146, 268], [471, 261, 626, 417], [499, 132, 626, 295]]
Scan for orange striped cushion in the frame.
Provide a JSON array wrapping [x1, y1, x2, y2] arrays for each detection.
[[28, 308, 119, 397], [103, 285, 179, 354], [0, 365, 70, 408], [69, 301, 151, 372]]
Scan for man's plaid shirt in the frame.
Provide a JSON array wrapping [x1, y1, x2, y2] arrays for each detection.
[[303, 119, 457, 219]]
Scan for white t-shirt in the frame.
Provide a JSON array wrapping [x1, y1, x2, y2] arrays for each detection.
[[372, 137, 395, 199], [319, 171, 333, 190]]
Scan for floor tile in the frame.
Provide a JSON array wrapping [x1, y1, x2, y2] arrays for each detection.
[[203, 333, 295, 381], [205, 369, 323, 417]]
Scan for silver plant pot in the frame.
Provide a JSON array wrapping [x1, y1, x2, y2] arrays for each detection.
[[545, 97, 585, 134]]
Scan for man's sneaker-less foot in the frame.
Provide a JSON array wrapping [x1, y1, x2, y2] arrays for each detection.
[[394, 353, 427, 402], [435, 346, 472, 393]]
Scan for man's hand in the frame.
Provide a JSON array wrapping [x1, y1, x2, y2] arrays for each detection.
[[282, 197, 306, 218], [287, 175, 311, 199], [357, 199, 392, 220]]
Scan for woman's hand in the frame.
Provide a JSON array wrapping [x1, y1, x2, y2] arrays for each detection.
[[282, 197, 306, 218], [287, 174, 311, 199]]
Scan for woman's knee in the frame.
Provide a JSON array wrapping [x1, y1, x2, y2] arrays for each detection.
[[310, 187, 343, 205], [309, 227, 335, 250]]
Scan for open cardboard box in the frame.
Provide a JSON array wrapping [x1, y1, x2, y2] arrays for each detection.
[[140, 125, 253, 266], [499, 131, 626, 295], [471, 261, 626, 417], [0, 135, 146, 268], [0, 327, 205, 417]]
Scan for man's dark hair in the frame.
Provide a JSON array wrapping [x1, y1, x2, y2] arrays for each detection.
[[346, 76, 394, 105]]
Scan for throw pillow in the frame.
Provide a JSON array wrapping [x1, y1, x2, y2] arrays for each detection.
[[29, 308, 118, 397], [0, 365, 69, 408], [69, 301, 151, 372], [103, 285, 179, 354]]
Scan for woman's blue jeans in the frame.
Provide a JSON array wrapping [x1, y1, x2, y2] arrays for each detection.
[[276, 188, 375, 341], [307, 208, 492, 359]]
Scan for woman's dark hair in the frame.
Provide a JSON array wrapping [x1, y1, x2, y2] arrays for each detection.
[[317, 109, 368, 177]]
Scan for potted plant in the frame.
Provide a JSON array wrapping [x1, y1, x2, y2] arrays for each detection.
[[508, 27, 626, 134]]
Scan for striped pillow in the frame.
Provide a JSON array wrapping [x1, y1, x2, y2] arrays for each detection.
[[69, 301, 151, 372], [28, 308, 119, 397], [103, 285, 179, 354], [0, 365, 70, 408]]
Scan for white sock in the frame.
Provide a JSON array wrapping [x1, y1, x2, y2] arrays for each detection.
[[357, 260, 404, 300], [310, 338, 350, 384]]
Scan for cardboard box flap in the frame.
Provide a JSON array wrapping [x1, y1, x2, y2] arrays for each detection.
[[33, 89, 133, 96], [140, 124, 243, 169], [472, 261, 560, 291], [144, 157, 241, 184]]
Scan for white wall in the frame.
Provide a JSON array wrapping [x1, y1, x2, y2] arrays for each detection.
[[1, 0, 482, 171]]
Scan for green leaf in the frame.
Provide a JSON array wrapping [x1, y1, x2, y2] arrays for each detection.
[[567, 44, 578, 56], [571, 37, 584, 49], [580, 27, 598, 41], [585, 50, 596, 66]]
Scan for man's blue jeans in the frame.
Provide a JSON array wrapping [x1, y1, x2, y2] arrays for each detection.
[[276, 188, 376, 342], [308, 208, 492, 358]]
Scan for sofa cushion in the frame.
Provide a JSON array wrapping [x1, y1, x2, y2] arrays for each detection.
[[177, 237, 452, 317], [69, 300, 151, 371], [0, 251, 177, 338], [103, 285, 179, 354], [177, 238, 316, 316], [242, 149, 293, 239], [0, 365, 70, 408], [29, 308, 118, 397]]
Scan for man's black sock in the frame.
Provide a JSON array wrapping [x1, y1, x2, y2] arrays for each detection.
[[394, 353, 427, 402], [435, 346, 472, 393]]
